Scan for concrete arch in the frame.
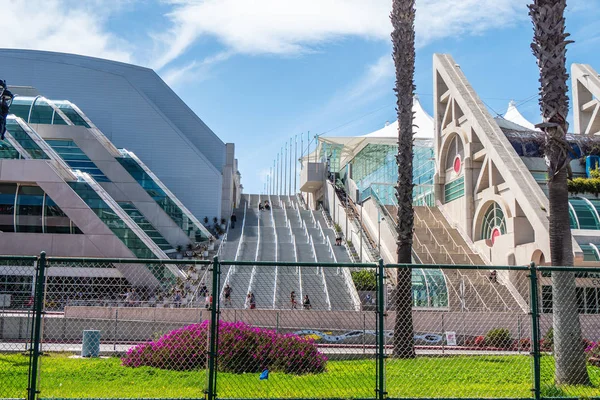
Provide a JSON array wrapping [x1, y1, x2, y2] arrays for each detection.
[[472, 195, 512, 242], [531, 249, 546, 266], [438, 129, 468, 181]]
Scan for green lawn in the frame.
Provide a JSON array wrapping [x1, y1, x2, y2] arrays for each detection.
[[2, 353, 600, 398]]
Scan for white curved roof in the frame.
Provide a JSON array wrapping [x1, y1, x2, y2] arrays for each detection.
[[503, 100, 537, 131], [362, 96, 434, 139]]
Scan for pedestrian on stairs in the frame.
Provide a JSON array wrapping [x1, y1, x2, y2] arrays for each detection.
[[230, 213, 237, 229], [224, 284, 232, 306], [290, 291, 297, 309], [303, 295, 311, 310]]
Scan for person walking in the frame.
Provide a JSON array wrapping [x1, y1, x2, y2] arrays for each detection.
[[249, 292, 256, 309], [303, 295, 311, 310], [173, 290, 182, 308], [223, 284, 232, 307], [230, 213, 237, 229], [244, 293, 251, 309], [290, 291, 297, 309]]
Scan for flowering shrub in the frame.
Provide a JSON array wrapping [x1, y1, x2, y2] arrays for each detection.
[[122, 321, 327, 374], [474, 336, 486, 347], [585, 341, 600, 367]]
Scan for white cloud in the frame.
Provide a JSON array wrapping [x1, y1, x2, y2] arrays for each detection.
[[2, 0, 132, 63], [155, 0, 529, 70], [161, 51, 233, 86]]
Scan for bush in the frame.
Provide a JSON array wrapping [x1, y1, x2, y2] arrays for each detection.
[[334, 223, 342, 233], [122, 321, 326, 375], [540, 328, 553, 352], [351, 270, 376, 291], [585, 342, 600, 367], [474, 336, 485, 347], [485, 328, 512, 348]]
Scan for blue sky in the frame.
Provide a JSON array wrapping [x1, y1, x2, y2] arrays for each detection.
[[4, 0, 600, 193]]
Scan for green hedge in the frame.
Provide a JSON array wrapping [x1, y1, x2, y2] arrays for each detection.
[[568, 169, 600, 195], [351, 270, 376, 291]]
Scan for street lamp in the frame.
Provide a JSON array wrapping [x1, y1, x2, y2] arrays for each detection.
[[0, 80, 14, 140]]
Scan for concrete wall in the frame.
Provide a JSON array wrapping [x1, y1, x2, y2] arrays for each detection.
[[0, 49, 226, 220]]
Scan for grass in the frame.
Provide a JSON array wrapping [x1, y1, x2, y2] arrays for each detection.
[[2, 353, 600, 398]]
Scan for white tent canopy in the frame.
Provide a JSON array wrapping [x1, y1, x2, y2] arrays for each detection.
[[502, 100, 538, 131]]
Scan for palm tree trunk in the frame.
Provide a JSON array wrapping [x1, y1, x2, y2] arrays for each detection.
[[529, 0, 590, 385], [391, 0, 416, 359]]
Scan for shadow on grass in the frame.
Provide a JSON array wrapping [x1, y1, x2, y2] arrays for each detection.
[[0, 353, 29, 367]]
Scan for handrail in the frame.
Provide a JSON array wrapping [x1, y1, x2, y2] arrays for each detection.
[[246, 211, 261, 301], [310, 209, 317, 228], [292, 233, 303, 301], [283, 199, 289, 227], [317, 221, 326, 244], [312, 235, 332, 310], [221, 203, 247, 298], [302, 219, 310, 243]]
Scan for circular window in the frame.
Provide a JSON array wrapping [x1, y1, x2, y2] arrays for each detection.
[[491, 228, 501, 245], [453, 156, 462, 173]]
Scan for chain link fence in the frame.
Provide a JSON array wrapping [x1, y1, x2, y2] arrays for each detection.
[[2, 255, 600, 399]]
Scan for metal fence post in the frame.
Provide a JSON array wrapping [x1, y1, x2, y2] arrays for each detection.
[[27, 252, 46, 400], [206, 256, 221, 400], [376, 258, 386, 400], [529, 262, 541, 400]]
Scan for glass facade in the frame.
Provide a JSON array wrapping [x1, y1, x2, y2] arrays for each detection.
[[579, 244, 600, 261], [351, 143, 434, 206], [51, 101, 91, 128], [319, 142, 343, 173], [0, 136, 21, 159], [68, 181, 158, 260], [481, 202, 506, 241], [412, 268, 449, 308], [46, 139, 110, 182], [569, 197, 600, 230], [0, 183, 81, 234], [117, 154, 207, 241], [118, 202, 173, 252], [6, 119, 50, 159], [10, 98, 68, 125]]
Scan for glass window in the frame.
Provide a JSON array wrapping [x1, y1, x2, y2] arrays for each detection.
[[444, 176, 465, 203], [541, 285, 552, 314], [424, 269, 449, 307], [579, 244, 600, 261], [412, 269, 428, 307], [585, 287, 598, 314], [0, 136, 21, 159], [68, 181, 161, 266], [0, 183, 16, 232], [577, 287, 585, 314], [46, 140, 110, 182], [6, 119, 50, 159], [117, 155, 207, 241], [118, 202, 173, 251], [15, 185, 44, 233], [445, 135, 464, 171], [52, 101, 91, 128], [10, 98, 68, 125], [45, 194, 82, 234], [319, 142, 343, 173], [569, 198, 599, 229], [350, 142, 434, 206], [480, 202, 507, 241]]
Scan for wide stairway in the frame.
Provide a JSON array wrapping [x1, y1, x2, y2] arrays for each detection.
[[217, 194, 360, 310]]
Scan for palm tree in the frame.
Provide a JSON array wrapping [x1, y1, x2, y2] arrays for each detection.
[[391, 0, 416, 359], [529, 0, 590, 385]]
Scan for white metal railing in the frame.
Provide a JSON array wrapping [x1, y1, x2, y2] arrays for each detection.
[[310, 209, 317, 228], [326, 236, 337, 263], [283, 200, 289, 227], [302, 220, 310, 243], [317, 221, 326, 244], [296, 202, 302, 225], [309, 235, 318, 269], [246, 212, 261, 299], [221, 203, 247, 296], [341, 267, 362, 311], [292, 234, 303, 302], [296, 193, 307, 210], [414, 210, 510, 312]]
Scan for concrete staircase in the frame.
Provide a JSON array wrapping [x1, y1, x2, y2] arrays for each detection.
[[216, 193, 359, 310], [411, 206, 520, 312]]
